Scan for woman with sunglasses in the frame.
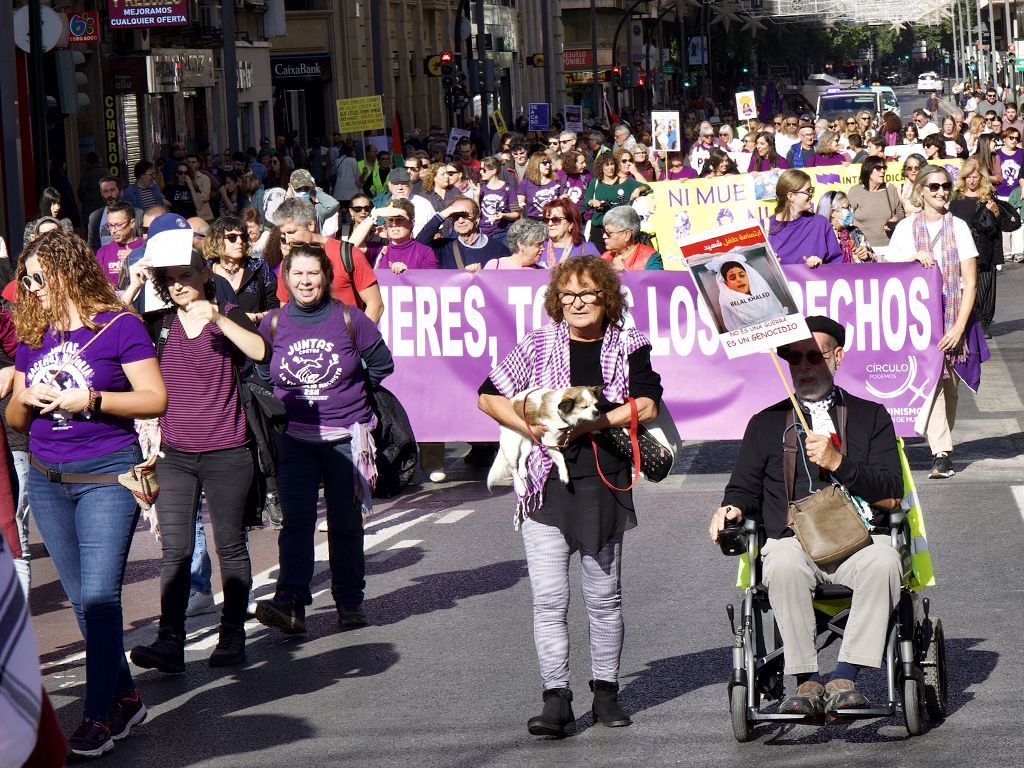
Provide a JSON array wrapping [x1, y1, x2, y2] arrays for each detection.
[[479, 157, 520, 247], [541, 198, 600, 266], [205, 215, 279, 324], [372, 198, 439, 273], [631, 144, 657, 182], [767, 169, 841, 267], [445, 160, 479, 201], [163, 164, 200, 219], [582, 153, 650, 247], [518, 152, 565, 221], [885, 165, 978, 479], [747, 131, 788, 172], [847, 156, 904, 248], [716, 125, 741, 152], [8, 231, 167, 757], [129, 248, 269, 675], [898, 154, 927, 216]]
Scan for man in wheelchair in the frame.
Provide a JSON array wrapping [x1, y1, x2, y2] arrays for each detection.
[[708, 316, 904, 722]]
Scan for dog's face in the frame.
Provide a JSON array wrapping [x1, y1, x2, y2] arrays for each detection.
[[556, 385, 603, 426]]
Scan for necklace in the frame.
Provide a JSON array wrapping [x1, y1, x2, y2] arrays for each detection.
[[219, 261, 242, 276]]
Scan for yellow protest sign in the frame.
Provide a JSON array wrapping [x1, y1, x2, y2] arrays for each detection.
[[490, 110, 507, 135], [337, 95, 385, 134]]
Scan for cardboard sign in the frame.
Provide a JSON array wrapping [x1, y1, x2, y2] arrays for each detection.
[[735, 90, 757, 121], [446, 128, 471, 157], [564, 105, 583, 132], [651, 110, 681, 152], [336, 95, 385, 134]]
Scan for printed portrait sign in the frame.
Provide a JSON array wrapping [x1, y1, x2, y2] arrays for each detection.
[[734, 90, 757, 121], [651, 111, 681, 152], [564, 105, 583, 132], [680, 224, 810, 358]]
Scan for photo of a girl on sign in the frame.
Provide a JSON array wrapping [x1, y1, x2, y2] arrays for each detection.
[[707, 252, 786, 332]]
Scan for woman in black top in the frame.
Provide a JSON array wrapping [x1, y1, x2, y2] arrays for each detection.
[[204, 215, 280, 324], [478, 257, 663, 738], [164, 164, 199, 219]]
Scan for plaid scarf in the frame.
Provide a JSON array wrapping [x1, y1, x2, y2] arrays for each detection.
[[911, 212, 968, 365], [488, 320, 650, 527]]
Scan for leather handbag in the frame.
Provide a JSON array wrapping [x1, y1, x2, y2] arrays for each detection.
[[782, 404, 871, 567]]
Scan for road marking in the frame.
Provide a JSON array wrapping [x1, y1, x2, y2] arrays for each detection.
[[1011, 486, 1024, 525], [436, 508, 474, 524], [365, 508, 419, 529]]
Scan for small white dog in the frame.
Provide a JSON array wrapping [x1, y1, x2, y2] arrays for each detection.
[[487, 386, 603, 495]]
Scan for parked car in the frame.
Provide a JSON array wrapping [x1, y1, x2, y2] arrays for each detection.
[[918, 72, 943, 94], [882, 68, 904, 86]]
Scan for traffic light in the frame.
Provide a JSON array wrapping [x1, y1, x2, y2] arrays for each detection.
[[636, 73, 646, 87], [454, 69, 469, 111], [55, 50, 89, 115], [440, 50, 455, 110], [612, 65, 621, 88]]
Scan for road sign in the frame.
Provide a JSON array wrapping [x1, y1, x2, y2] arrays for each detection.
[[424, 55, 442, 76], [662, 63, 678, 74], [529, 53, 545, 67], [528, 102, 550, 131]]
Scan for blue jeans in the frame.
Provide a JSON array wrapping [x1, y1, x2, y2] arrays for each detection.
[[274, 434, 363, 608], [190, 513, 213, 595], [28, 443, 142, 720]]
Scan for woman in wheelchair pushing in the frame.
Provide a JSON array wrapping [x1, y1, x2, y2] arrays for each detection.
[[708, 316, 904, 722]]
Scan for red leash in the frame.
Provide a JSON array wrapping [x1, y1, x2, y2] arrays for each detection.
[[517, 387, 546, 445], [589, 397, 641, 492]]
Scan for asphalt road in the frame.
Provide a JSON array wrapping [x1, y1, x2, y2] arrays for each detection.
[[28, 121, 1024, 766]]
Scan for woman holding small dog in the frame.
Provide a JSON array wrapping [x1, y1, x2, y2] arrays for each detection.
[[477, 257, 663, 738]]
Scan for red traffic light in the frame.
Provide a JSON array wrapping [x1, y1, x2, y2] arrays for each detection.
[[440, 50, 454, 65], [612, 65, 621, 74], [1010, 44, 1016, 53], [637, 75, 645, 86]]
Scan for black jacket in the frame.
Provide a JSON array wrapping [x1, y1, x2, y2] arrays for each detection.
[[722, 388, 903, 539]]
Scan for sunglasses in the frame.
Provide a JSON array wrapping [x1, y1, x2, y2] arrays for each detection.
[[446, 170, 460, 175], [777, 347, 834, 366], [544, 216, 566, 225], [350, 205, 372, 212], [20, 271, 45, 292], [926, 181, 952, 192], [450, 212, 473, 221], [904, 165, 921, 172], [384, 217, 411, 226], [223, 232, 245, 243]]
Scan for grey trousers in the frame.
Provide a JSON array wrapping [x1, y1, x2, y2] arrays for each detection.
[[762, 535, 902, 676], [521, 518, 624, 689]]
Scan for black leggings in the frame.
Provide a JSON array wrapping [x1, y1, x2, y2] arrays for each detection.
[[156, 445, 254, 635]]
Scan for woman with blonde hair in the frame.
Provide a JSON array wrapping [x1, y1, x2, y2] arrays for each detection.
[[812, 130, 846, 166], [518, 152, 565, 220], [963, 114, 985, 155]]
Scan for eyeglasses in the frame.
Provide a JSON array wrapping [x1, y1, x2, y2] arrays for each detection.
[[544, 216, 566, 225], [541, 160, 552, 165], [548, 141, 559, 147], [20, 272, 45, 292], [792, 187, 815, 197], [846, 120, 857, 126], [719, 132, 730, 137], [904, 164, 921, 172], [176, 170, 188, 176], [108, 220, 133, 231], [602, 228, 628, 237], [350, 205, 372, 212], [223, 232, 245, 243], [777, 347, 834, 366], [557, 289, 603, 306], [785, 121, 798, 127], [559, 139, 573, 145], [773, 120, 784, 126], [445, 170, 460, 176], [926, 181, 953, 192]]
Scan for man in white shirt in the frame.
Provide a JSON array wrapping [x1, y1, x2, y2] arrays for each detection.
[[912, 110, 940, 139]]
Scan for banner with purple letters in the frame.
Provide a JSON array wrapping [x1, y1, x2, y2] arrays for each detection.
[[375, 264, 943, 441]]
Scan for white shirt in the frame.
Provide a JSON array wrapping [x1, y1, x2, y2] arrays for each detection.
[[774, 133, 797, 158], [885, 214, 978, 267], [917, 121, 940, 139]]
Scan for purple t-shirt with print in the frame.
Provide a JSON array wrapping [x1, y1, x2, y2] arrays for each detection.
[[479, 183, 517, 236], [15, 310, 156, 462], [95, 238, 144, 285], [258, 301, 380, 430], [518, 178, 564, 218]]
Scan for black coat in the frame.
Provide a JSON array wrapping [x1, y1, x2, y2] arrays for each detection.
[[722, 388, 903, 540], [950, 196, 1021, 269]]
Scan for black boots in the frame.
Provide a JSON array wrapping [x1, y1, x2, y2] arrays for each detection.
[[130, 629, 185, 675], [209, 627, 247, 667], [527, 687, 576, 737], [590, 679, 631, 727]]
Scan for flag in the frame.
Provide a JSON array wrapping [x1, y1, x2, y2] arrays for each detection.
[[391, 109, 404, 156], [604, 93, 619, 126]]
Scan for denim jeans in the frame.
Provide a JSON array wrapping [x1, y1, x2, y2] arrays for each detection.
[[28, 443, 142, 720], [274, 433, 363, 608], [11, 449, 30, 596], [189, 513, 213, 595]]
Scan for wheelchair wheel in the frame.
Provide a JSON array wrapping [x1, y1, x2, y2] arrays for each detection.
[[902, 678, 924, 736], [730, 685, 753, 742], [923, 619, 949, 719]]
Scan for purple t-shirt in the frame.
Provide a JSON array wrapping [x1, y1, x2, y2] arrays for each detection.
[[767, 213, 842, 265], [997, 148, 1023, 197], [479, 183, 517, 236], [259, 301, 379, 431], [518, 178, 564, 218], [16, 310, 156, 462], [95, 238, 144, 285], [375, 238, 439, 270]]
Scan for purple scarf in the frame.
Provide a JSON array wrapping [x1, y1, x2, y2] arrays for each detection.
[[487, 320, 650, 526], [910, 212, 967, 365]]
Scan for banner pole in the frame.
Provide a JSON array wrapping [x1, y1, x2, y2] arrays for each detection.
[[768, 349, 811, 433]]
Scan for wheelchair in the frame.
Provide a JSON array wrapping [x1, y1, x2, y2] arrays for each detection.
[[718, 507, 948, 741]]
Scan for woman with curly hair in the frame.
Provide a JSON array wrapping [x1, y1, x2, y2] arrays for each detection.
[[205, 215, 279, 324], [7, 231, 166, 757], [478, 256, 663, 737]]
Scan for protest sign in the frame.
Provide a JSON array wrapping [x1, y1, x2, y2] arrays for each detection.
[[734, 90, 757, 121], [446, 128, 471, 157], [651, 111, 681, 152], [337, 95, 384, 133], [564, 105, 583, 132], [490, 111, 507, 135], [528, 102, 550, 131], [680, 224, 810, 358], [374, 266, 943, 441]]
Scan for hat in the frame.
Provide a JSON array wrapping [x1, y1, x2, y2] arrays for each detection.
[[259, 136, 270, 144], [145, 213, 195, 267], [289, 169, 315, 190], [389, 168, 411, 184], [805, 315, 846, 347]]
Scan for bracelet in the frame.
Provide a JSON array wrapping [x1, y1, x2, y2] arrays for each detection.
[[87, 388, 99, 413]]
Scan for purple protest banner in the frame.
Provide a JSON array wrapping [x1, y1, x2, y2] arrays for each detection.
[[375, 263, 944, 442]]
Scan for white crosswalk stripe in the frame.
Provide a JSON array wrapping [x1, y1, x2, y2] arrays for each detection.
[[435, 508, 474, 524]]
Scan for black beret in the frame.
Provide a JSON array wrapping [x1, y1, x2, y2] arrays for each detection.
[[805, 315, 846, 347]]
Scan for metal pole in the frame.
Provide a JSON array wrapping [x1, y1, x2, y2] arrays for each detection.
[[0, 1, 24, 250], [965, 0, 976, 85], [952, 0, 962, 84], [977, 0, 986, 85], [626, 9, 634, 113], [677, 0, 688, 103], [475, 0, 488, 135], [28, 0, 49, 194], [222, 2, 239, 154], [541, 0, 553, 108], [1004, 0, 1014, 91], [591, 0, 601, 124], [989, 0, 999, 88]]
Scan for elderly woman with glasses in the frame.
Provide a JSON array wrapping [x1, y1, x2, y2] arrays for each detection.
[[542, 198, 601, 266], [518, 152, 565, 221], [477, 256, 663, 737], [717, 124, 741, 152], [600, 206, 662, 270], [205, 215, 280, 323], [847, 156, 904, 248], [767, 169, 841, 267], [371, 198, 439, 273], [631, 144, 657, 182]]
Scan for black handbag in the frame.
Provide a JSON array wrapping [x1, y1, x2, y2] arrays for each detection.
[[590, 397, 674, 487]]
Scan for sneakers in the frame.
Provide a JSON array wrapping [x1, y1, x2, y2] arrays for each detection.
[[929, 453, 955, 479], [317, 519, 329, 532], [107, 690, 147, 741], [185, 591, 217, 617], [779, 680, 825, 721], [130, 630, 185, 675], [255, 597, 306, 634], [209, 627, 247, 667], [265, 491, 283, 529], [67, 717, 114, 759], [338, 605, 368, 628], [428, 469, 447, 483], [824, 678, 870, 720]]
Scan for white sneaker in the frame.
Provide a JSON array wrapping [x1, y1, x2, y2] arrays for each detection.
[[429, 470, 447, 483], [317, 519, 329, 532], [185, 591, 217, 617]]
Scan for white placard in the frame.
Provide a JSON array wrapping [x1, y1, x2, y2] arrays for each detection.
[[734, 90, 757, 121], [446, 128, 471, 157], [564, 105, 583, 132], [651, 110, 681, 152]]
